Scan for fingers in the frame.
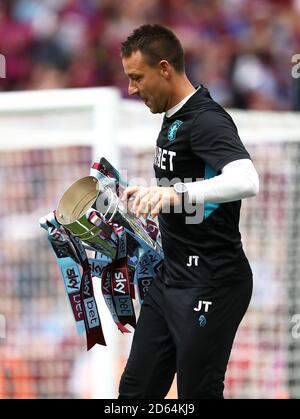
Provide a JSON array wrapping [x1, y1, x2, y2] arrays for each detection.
[[121, 186, 150, 217], [149, 192, 161, 218], [121, 186, 140, 201], [150, 202, 161, 218], [135, 193, 151, 218], [135, 189, 162, 218], [131, 189, 149, 214], [121, 186, 171, 219], [122, 187, 146, 214]]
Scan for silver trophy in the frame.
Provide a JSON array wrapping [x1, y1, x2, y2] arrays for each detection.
[[56, 174, 161, 257]]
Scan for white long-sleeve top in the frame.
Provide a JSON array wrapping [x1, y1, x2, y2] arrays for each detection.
[[185, 158, 259, 204]]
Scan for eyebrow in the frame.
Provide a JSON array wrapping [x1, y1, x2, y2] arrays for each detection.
[[127, 72, 142, 79]]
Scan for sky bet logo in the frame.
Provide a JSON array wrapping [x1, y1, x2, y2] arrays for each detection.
[[0, 54, 6, 78]]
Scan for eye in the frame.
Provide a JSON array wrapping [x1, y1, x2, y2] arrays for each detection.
[[131, 75, 142, 82]]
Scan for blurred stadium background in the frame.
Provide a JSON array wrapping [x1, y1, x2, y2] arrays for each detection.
[[0, 0, 300, 399]]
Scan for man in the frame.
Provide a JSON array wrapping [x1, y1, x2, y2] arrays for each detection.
[[119, 24, 259, 399]]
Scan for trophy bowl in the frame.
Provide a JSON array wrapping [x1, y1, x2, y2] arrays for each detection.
[[56, 176, 118, 258], [56, 175, 159, 257]]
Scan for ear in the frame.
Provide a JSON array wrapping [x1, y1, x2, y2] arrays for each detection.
[[158, 60, 171, 79]]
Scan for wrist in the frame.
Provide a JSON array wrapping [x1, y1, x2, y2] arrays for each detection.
[[184, 181, 204, 204], [173, 182, 189, 206]]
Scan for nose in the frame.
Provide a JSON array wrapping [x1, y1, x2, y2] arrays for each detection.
[[128, 80, 138, 96]]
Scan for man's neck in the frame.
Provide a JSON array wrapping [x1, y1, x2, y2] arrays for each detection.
[[167, 74, 196, 110], [166, 88, 198, 118]]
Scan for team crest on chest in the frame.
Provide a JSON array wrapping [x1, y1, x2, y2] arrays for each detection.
[[168, 120, 183, 141]]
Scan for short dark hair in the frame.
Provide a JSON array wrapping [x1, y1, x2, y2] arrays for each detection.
[[121, 24, 185, 73]]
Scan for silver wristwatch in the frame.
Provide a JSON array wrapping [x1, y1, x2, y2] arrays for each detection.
[[174, 182, 188, 195], [173, 182, 189, 205]]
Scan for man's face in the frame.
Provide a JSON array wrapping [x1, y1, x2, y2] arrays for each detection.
[[122, 50, 170, 114]]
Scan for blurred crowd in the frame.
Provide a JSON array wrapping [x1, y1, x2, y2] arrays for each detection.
[[0, 0, 300, 110]]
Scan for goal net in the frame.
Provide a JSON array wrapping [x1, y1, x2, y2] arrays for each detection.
[[0, 88, 299, 399]]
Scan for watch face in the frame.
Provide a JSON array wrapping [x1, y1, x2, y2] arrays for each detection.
[[175, 182, 187, 194]]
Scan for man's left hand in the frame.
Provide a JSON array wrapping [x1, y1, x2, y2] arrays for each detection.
[[121, 186, 180, 218]]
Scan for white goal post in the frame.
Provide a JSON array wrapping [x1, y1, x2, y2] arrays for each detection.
[[0, 87, 120, 165]]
